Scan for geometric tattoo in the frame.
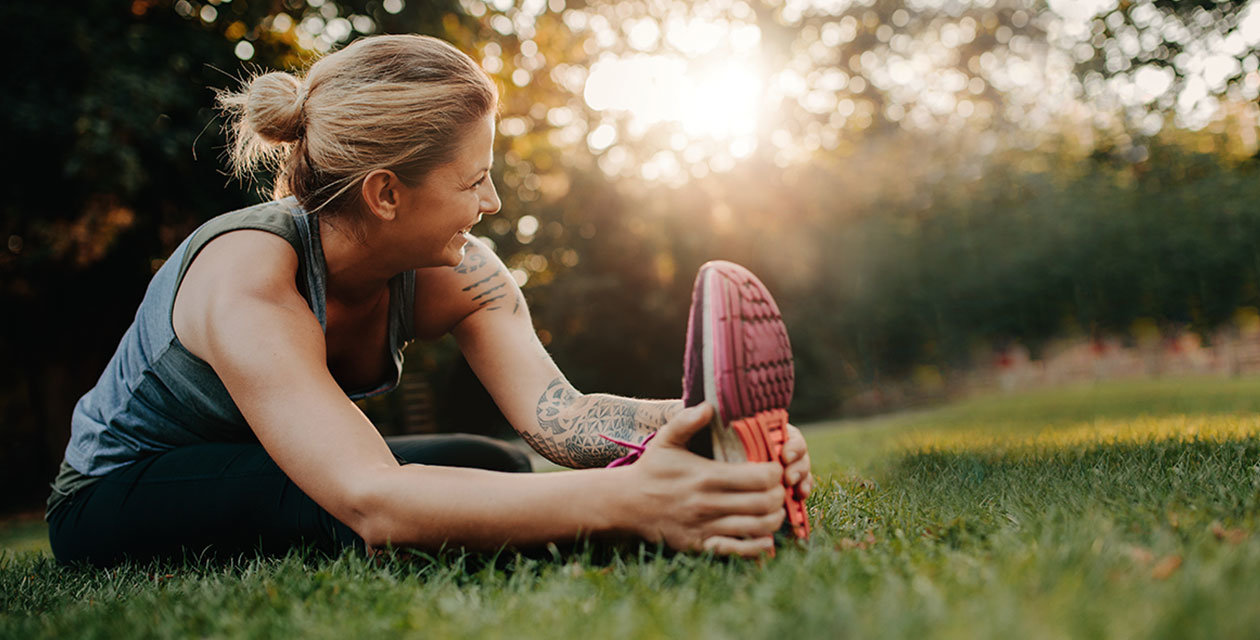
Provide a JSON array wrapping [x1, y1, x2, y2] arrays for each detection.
[[521, 377, 683, 468]]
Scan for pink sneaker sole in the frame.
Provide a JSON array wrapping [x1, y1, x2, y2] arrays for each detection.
[[682, 261, 810, 541]]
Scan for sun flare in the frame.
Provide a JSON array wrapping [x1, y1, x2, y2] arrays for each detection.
[[582, 53, 765, 142]]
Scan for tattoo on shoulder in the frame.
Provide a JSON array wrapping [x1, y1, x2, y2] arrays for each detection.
[[453, 247, 520, 314], [453, 250, 488, 275]]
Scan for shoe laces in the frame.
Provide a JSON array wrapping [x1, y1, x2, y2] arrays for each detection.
[[600, 431, 657, 467]]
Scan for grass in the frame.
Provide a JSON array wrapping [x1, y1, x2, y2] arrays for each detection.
[[5, 376, 1260, 638], [0, 516, 48, 556]]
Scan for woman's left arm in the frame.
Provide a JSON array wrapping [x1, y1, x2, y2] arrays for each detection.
[[415, 238, 682, 468], [417, 237, 813, 494], [527, 378, 682, 467]]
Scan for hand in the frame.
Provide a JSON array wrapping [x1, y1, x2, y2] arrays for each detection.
[[622, 403, 786, 558], [780, 423, 813, 500]]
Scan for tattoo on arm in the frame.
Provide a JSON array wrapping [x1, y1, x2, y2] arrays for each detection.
[[454, 246, 524, 314], [453, 250, 488, 275], [521, 377, 685, 468]]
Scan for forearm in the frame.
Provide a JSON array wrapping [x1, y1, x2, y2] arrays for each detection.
[[522, 377, 684, 468], [358, 463, 635, 550]]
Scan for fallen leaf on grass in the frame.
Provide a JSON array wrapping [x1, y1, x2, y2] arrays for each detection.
[[1151, 555, 1182, 580], [1210, 521, 1247, 545]]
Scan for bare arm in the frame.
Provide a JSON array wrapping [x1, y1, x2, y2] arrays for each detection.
[[528, 377, 683, 468], [173, 231, 783, 556], [427, 239, 682, 467], [171, 231, 636, 549], [434, 244, 815, 487]]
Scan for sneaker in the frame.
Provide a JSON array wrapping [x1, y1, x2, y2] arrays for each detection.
[[682, 260, 810, 542]]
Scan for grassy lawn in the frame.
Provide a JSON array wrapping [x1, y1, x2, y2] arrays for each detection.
[[5, 377, 1260, 638]]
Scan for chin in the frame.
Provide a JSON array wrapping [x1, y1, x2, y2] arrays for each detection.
[[441, 236, 469, 267]]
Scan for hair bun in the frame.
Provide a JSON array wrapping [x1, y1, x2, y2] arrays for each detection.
[[244, 71, 306, 144]]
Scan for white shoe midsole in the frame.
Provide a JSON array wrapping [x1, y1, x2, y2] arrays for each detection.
[[702, 270, 748, 463]]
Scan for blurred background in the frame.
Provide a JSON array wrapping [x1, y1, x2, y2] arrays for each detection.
[[2, 0, 1259, 513]]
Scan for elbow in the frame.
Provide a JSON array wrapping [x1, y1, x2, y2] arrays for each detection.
[[352, 511, 395, 550], [339, 472, 399, 549]]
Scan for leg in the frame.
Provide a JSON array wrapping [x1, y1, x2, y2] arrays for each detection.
[[384, 433, 532, 473], [48, 442, 360, 568], [49, 435, 532, 567]]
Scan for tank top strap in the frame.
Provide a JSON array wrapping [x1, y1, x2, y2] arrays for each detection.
[[174, 197, 321, 316], [291, 204, 327, 330], [172, 197, 414, 400]]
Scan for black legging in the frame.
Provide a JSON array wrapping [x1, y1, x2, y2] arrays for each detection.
[[47, 434, 533, 567]]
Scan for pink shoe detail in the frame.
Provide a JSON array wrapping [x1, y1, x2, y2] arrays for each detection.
[[601, 431, 657, 467], [681, 260, 809, 542]]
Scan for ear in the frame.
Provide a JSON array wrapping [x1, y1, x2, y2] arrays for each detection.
[[360, 169, 403, 222]]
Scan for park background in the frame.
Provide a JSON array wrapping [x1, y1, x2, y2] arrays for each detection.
[[3, 0, 1260, 514]]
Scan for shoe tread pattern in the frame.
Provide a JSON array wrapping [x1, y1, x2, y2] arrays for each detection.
[[710, 263, 795, 422]]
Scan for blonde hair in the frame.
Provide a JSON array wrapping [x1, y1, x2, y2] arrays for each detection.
[[217, 34, 498, 219]]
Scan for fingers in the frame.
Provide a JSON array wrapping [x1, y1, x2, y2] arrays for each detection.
[[781, 424, 812, 496], [699, 486, 785, 517], [703, 511, 786, 539], [781, 425, 807, 464], [784, 452, 810, 486], [700, 460, 783, 491], [702, 535, 775, 558], [654, 403, 714, 448]]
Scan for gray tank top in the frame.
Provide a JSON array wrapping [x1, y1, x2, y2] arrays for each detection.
[[47, 197, 415, 515]]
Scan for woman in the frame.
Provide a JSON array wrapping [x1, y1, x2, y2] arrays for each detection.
[[46, 34, 812, 567]]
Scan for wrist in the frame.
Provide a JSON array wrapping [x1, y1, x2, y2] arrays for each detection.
[[584, 466, 643, 539], [664, 400, 685, 421]]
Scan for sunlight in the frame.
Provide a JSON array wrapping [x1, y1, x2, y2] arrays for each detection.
[[680, 61, 764, 139], [898, 414, 1260, 458], [1045, 0, 1116, 25], [582, 47, 764, 149]]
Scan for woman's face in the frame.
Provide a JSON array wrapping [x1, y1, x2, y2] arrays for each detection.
[[395, 114, 501, 268]]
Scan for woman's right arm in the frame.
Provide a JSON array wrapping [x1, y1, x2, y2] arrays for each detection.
[[173, 231, 784, 557]]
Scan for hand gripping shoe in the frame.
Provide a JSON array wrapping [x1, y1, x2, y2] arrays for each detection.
[[681, 260, 810, 542]]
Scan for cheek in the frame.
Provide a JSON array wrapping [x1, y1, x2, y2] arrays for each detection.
[[443, 193, 477, 221]]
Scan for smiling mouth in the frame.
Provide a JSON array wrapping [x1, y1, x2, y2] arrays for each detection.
[[458, 216, 483, 237]]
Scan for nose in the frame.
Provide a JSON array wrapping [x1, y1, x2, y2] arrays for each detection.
[[480, 180, 501, 216]]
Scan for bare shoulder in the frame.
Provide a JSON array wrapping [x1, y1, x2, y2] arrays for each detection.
[[412, 236, 527, 340], [173, 229, 310, 360]]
